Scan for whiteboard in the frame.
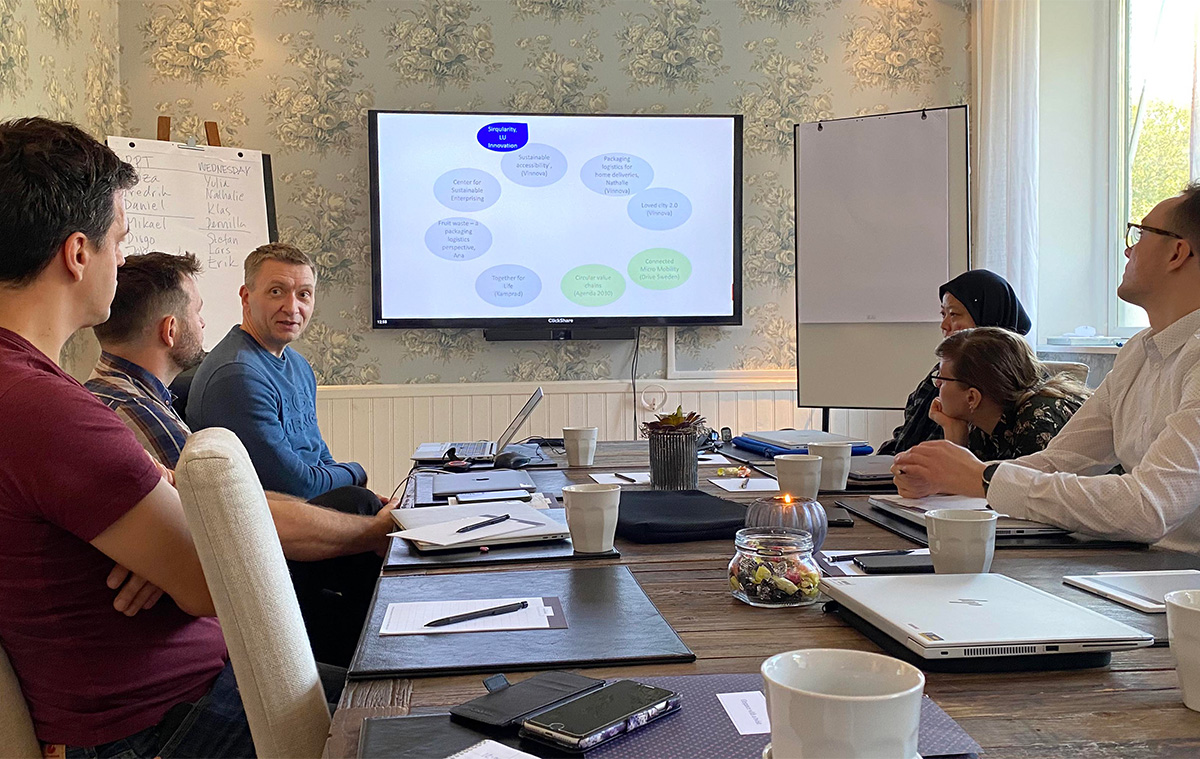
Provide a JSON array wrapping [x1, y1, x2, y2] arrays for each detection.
[[794, 107, 970, 410], [106, 137, 277, 349]]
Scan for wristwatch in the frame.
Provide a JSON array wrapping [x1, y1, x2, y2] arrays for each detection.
[[981, 462, 1001, 495]]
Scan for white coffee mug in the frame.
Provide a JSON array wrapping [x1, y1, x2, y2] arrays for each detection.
[[774, 455, 821, 501], [808, 443, 853, 491], [761, 648, 924, 759], [561, 483, 619, 554], [1167, 589, 1200, 712], [563, 426, 599, 467], [925, 508, 997, 574]]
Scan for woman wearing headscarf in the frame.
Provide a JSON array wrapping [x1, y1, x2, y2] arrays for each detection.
[[877, 269, 1033, 455]]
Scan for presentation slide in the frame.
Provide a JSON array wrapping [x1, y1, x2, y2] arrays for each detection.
[[374, 113, 737, 322]]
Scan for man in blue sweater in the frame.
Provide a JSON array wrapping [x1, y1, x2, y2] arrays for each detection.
[[188, 242, 370, 500]]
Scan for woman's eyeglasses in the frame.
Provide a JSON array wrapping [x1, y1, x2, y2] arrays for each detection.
[[930, 372, 970, 387]]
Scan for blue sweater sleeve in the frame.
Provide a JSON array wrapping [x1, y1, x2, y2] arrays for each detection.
[[196, 363, 366, 499]]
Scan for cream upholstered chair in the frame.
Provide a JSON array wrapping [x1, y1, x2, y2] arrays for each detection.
[[1043, 360, 1090, 385], [0, 644, 40, 758], [175, 428, 331, 759]]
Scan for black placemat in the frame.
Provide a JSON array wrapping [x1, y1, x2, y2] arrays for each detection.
[[349, 565, 694, 680], [384, 509, 619, 569], [615, 489, 748, 543]]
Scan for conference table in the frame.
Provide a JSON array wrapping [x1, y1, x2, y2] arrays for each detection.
[[323, 442, 1200, 758]]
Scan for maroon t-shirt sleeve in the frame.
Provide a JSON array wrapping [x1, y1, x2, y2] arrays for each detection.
[[3, 378, 162, 541]]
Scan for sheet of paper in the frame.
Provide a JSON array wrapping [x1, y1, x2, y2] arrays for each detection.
[[381, 597, 552, 636], [716, 691, 771, 735], [821, 549, 930, 576], [709, 477, 779, 492], [448, 739, 539, 759], [589, 472, 651, 485], [387, 515, 536, 546], [698, 453, 732, 465]]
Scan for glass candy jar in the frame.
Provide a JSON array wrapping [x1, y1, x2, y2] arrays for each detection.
[[728, 527, 822, 608], [744, 495, 828, 552]]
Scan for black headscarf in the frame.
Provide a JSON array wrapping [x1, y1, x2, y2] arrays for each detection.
[[939, 269, 1031, 336]]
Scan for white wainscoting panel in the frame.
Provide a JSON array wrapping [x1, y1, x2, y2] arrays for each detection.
[[315, 380, 903, 489]]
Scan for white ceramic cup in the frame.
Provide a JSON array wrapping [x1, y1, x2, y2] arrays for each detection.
[[761, 648, 924, 759], [774, 455, 821, 501], [561, 483, 619, 554], [808, 443, 853, 491], [925, 508, 998, 574], [563, 426, 599, 467], [1166, 589, 1200, 712]]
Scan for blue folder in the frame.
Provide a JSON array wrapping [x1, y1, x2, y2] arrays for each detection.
[[731, 435, 874, 458]]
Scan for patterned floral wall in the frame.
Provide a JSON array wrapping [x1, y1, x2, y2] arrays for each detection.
[[7, 0, 970, 384]]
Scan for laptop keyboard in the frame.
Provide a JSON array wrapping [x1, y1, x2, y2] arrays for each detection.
[[449, 441, 490, 458]]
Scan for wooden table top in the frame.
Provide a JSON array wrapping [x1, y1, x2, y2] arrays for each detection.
[[324, 442, 1200, 758]]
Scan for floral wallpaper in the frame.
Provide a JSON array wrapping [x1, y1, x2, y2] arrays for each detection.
[[5, 0, 969, 384]]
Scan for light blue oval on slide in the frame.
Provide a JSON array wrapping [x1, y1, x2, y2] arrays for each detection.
[[628, 187, 692, 230], [434, 168, 501, 212], [476, 122, 529, 152], [501, 143, 568, 187], [424, 218, 492, 261], [579, 153, 654, 196], [476, 264, 542, 307]]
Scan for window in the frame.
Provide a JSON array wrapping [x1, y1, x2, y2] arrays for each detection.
[[1121, 0, 1198, 330]]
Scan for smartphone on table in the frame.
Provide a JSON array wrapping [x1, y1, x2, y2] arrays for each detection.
[[520, 679, 681, 752], [853, 554, 935, 574]]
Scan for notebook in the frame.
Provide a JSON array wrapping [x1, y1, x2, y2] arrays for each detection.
[[411, 387, 543, 461], [390, 502, 569, 552], [742, 429, 869, 448]]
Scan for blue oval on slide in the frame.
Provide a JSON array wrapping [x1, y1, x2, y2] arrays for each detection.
[[477, 122, 529, 152], [475, 264, 542, 307], [628, 187, 692, 230]]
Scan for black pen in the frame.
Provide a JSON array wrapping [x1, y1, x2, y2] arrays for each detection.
[[614, 473, 638, 483], [455, 514, 510, 533], [828, 549, 915, 563], [424, 600, 529, 627]]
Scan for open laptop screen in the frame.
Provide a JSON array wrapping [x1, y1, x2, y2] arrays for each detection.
[[495, 388, 544, 451]]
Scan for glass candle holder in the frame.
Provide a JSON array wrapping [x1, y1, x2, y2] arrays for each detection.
[[744, 494, 828, 552]]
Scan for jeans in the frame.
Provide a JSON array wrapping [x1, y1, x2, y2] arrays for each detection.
[[293, 485, 384, 667], [63, 661, 255, 759]]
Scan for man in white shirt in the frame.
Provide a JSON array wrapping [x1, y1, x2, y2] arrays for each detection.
[[893, 185, 1200, 553]]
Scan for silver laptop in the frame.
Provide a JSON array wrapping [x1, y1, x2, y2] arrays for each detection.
[[867, 496, 1068, 537], [848, 455, 895, 481], [743, 429, 869, 449], [431, 470, 537, 498], [821, 574, 1154, 659], [411, 387, 543, 462]]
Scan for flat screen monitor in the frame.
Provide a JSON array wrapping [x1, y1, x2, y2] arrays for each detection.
[[369, 111, 742, 334]]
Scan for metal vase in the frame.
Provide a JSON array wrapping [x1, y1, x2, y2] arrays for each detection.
[[647, 431, 699, 490]]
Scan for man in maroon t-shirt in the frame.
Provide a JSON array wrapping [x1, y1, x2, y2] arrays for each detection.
[[0, 118, 253, 756]]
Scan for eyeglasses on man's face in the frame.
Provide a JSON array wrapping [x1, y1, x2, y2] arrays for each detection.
[[1126, 222, 1184, 249]]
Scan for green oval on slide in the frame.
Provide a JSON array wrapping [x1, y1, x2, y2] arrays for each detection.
[[627, 248, 691, 290], [561, 264, 626, 306]]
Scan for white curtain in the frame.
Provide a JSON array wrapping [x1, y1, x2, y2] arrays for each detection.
[[973, 0, 1040, 336]]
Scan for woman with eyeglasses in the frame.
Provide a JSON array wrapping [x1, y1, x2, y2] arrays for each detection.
[[878, 269, 1033, 455], [928, 327, 1090, 460]]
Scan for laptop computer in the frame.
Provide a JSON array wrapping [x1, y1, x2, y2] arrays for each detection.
[[431, 470, 537, 498], [390, 502, 570, 552], [821, 573, 1154, 660], [411, 387, 544, 462], [848, 455, 895, 481], [742, 429, 869, 449], [867, 495, 1068, 537]]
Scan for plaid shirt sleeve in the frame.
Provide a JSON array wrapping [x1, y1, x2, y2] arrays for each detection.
[[97, 394, 189, 469]]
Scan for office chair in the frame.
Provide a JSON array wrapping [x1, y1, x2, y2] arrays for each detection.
[[0, 643, 39, 758], [175, 428, 331, 759], [1042, 360, 1090, 385]]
